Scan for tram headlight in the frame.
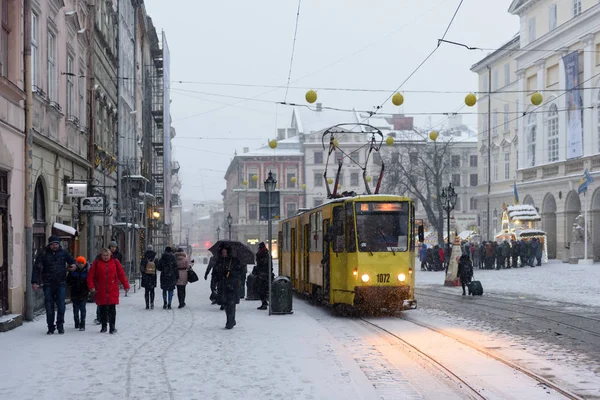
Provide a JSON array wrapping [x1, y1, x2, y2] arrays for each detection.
[[397, 273, 406, 282], [361, 274, 370, 283]]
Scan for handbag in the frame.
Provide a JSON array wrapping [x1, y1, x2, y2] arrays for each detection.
[[187, 268, 199, 283]]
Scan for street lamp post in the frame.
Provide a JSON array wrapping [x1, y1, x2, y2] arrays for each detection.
[[440, 182, 458, 268], [264, 170, 277, 316], [227, 213, 233, 240], [216, 226, 221, 241]]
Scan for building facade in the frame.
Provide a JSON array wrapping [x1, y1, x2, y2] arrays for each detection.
[[31, 0, 91, 264], [473, 0, 600, 261], [223, 140, 305, 254], [0, 0, 26, 316], [90, 0, 118, 258]]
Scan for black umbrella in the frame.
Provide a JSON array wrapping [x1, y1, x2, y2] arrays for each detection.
[[208, 240, 255, 265]]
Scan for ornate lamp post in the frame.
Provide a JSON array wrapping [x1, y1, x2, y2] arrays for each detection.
[[264, 170, 277, 315], [227, 213, 233, 240], [440, 182, 458, 267], [216, 226, 221, 241]]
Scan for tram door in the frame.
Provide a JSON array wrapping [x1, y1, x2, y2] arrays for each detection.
[[303, 224, 310, 293], [322, 220, 331, 301], [290, 228, 296, 288]]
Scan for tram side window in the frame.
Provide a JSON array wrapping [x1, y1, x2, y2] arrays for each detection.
[[332, 206, 344, 252], [345, 203, 356, 252]]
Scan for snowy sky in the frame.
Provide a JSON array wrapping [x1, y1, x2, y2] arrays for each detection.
[[143, 0, 519, 204]]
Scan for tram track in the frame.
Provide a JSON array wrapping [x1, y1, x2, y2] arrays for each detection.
[[359, 318, 487, 399], [415, 289, 600, 339], [360, 317, 585, 400]]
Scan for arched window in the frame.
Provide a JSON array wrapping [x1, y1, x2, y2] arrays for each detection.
[[547, 104, 559, 162], [33, 179, 45, 224], [526, 113, 537, 167]]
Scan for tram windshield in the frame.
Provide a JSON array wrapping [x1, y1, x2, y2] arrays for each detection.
[[355, 202, 409, 252]]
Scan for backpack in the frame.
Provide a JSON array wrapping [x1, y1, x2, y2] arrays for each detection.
[[145, 260, 156, 275]]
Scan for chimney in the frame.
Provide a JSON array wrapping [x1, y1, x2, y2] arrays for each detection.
[[243, 147, 249, 154], [316, 103, 322, 112], [277, 128, 286, 140]]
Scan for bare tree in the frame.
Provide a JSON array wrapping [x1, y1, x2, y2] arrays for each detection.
[[381, 130, 454, 246]]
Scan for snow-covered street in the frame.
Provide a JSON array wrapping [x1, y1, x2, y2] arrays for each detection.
[[2, 260, 599, 399]]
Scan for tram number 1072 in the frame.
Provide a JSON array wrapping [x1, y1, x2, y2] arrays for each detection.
[[376, 273, 390, 283]]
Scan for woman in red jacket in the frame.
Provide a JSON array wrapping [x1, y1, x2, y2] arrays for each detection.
[[88, 248, 130, 334]]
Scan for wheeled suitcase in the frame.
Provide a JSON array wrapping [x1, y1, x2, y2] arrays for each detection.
[[468, 280, 483, 296]]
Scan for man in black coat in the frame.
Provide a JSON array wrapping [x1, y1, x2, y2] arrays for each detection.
[[252, 242, 271, 310], [218, 245, 242, 329], [31, 235, 77, 334], [157, 246, 178, 309]]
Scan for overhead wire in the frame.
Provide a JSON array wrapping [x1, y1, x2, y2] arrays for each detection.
[[284, 0, 303, 102]]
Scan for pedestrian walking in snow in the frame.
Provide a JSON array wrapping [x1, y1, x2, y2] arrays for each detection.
[[535, 239, 543, 266], [218, 244, 242, 329], [31, 235, 77, 335], [419, 244, 428, 271], [252, 242, 271, 310], [140, 245, 157, 309], [175, 248, 190, 308], [88, 248, 130, 334], [204, 255, 220, 304], [67, 256, 90, 331], [157, 246, 178, 309]]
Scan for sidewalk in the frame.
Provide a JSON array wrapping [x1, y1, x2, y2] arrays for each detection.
[[416, 258, 600, 307]]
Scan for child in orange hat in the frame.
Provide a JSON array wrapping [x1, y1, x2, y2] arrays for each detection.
[[67, 256, 90, 331]]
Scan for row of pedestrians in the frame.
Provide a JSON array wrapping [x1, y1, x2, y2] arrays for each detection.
[[203, 242, 273, 329], [32, 236, 130, 335], [467, 238, 543, 269]]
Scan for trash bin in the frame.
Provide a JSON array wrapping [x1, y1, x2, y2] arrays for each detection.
[[245, 274, 260, 300], [270, 276, 293, 314]]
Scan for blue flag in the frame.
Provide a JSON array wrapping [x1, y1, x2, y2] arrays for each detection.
[[578, 168, 594, 194], [513, 181, 519, 204]]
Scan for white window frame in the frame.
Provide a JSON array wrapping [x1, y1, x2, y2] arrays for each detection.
[[504, 63, 510, 86], [492, 110, 498, 135], [573, 0, 581, 17], [504, 151, 510, 180], [493, 69, 499, 91], [547, 104, 559, 162], [528, 17, 536, 43], [79, 69, 86, 127], [493, 153, 499, 181], [526, 113, 537, 167], [31, 12, 39, 86], [47, 29, 57, 101], [503, 104, 510, 132], [482, 156, 488, 183], [549, 3, 557, 30], [66, 55, 74, 117]]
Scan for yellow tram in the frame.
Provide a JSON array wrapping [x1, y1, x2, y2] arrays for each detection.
[[278, 194, 418, 313]]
